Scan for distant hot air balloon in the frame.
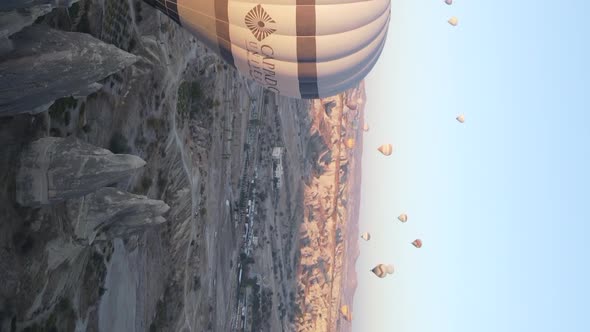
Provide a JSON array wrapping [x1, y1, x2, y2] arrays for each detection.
[[143, 0, 392, 99], [385, 264, 395, 274], [445, 0, 453, 5], [363, 123, 369, 132], [412, 239, 423, 248], [398, 213, 408, 223], [361, 232, 371, 241], [456, 114, 465, 123], [371, 264, 395, 278], [345, 138, 355, 149], [448, 17, 459, 26], [377, 144, 393, 156], [340, 305, 353, 321]]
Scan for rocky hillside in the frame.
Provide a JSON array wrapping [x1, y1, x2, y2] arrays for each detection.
[[293, 83, 366, 332], [0, 1, 285, 331], [0, 1, 368, 331]]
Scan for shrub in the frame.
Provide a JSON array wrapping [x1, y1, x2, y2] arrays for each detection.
[[12, 231, 34, 255], [190, 82, 203, 99], [109, 132, 130, 154]]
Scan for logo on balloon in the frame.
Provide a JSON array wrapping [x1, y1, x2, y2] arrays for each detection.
[[245, 4, 277, 42]]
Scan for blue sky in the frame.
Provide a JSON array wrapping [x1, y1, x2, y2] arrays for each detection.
[[354, 1, 590, 331]]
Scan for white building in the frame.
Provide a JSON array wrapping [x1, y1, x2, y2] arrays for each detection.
[[273, 162, 283, 189], [272, 147, 284, 159], [271, 147, 284, 189]]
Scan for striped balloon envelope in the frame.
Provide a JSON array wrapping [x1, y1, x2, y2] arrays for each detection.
[[397, 213, 408, 222], [377, 143, 393, 156], [143, 0, 391, 99], [360, 232, 371, 241], [371, 263, 394, 278]]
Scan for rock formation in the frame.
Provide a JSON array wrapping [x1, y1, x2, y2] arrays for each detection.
[[0, 5, 53, 41], [0, 25, 137, 115], [0, 1, 80, 52], [16, 137, 146, 207], [0, 1, 77, 11], [293, 86, 366, 332], [67, 187, 170, 244]]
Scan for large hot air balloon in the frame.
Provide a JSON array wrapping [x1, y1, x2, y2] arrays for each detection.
[[360, 232, 371, 241], [377, 144, 393, 156], [363, 123, 369, 132], [345, 138, 355, 149], [371, 264, 395, 278], [448, 17, 459, 26], [398, 213, 408, 223], [143, 0, 392, 99], [456, 114, 465, 123], [340, 305, 353, 321], [412, 239, 423, 248]]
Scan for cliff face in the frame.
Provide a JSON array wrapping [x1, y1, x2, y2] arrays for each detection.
[[293, 82, 366, 332]]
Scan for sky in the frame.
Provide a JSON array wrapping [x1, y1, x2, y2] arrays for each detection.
[[354, 1, 590, 332]]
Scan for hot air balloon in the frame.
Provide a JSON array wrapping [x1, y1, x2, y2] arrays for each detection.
[[398, 213, 408, 223], [143, 0, 392, 99], [345, 138, 355, 149], [445, 0, 453, 5], [448, 17, 459, 26], [377, 144, 393, 156], [360, 232, 371, 241], [340, 305, 353, 321], [363, 123, 369, 132], [371, 264, 395, 278], [412, 239, 423, 248], [456, 114, 465, 123]]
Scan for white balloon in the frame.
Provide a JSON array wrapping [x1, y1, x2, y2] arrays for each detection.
[[144, 0, 392, 99]]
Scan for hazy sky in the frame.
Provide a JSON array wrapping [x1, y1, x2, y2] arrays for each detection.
[[354, 1, 590, 331]]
